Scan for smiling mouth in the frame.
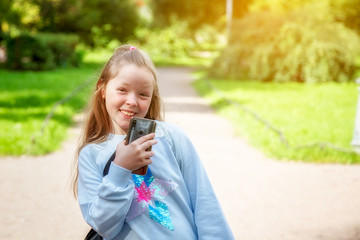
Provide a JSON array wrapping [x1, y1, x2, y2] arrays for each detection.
[[121, 110, 136, 117]]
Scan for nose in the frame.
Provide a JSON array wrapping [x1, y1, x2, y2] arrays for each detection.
[[125, 93, 137, 107]]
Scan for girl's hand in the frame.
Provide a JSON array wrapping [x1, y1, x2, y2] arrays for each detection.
[[113, 133, 158, 171]]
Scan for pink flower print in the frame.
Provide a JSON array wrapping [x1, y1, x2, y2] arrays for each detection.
[[135, 181, 155, 203], [125, 168, 178, 230]]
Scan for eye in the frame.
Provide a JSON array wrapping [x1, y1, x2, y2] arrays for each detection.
[[140, 92, 151, 98], [117, 87, 127, 93]]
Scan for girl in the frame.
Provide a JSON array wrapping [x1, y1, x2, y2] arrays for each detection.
[[73, 45, 234, 239]]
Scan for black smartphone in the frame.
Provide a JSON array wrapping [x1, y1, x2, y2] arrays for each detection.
[[125, 117, 157, 175]]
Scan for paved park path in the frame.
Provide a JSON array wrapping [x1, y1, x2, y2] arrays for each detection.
[[1, 67, 360, 239]]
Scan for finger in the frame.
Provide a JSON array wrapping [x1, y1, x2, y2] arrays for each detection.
[[143, 151, 155, 159], [141, 139, 158, 151], [144, 158, 152, 166], [132, 133, 155, 145], [136, 158, 152, 170]]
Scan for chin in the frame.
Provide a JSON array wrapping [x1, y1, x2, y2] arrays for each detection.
[[112, 119, 130, 135]]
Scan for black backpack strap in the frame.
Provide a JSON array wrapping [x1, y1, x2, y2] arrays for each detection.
[[103, 151, 116, 177], [85, 228, 102, 240]]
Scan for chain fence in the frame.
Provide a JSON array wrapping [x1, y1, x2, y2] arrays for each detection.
[[203, 78, 358, 155]]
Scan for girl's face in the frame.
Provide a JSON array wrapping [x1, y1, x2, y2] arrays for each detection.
[[103, 63, 154, 135]]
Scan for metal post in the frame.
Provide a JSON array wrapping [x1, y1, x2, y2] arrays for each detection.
[[226, 0, 233, 37], [351, 77, 360, 152]]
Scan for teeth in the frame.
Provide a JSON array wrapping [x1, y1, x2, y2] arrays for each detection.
[[121, 110, 135, 116]]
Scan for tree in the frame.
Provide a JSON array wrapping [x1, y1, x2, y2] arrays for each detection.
[[250, 0, 360, 33], [0, 0, 21, 40], [329, 0, 360, 34], [1, 0, 140, 47], [149, 0, 226, 30], [232, 0, 254, 19], [210, 2, 360, 83], [73, 0, 139, 46]]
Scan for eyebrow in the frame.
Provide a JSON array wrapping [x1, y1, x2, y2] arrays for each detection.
[[118, 81, 153, 90]]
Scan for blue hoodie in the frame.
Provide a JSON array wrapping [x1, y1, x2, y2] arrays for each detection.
[[78, 121, 234, 240]]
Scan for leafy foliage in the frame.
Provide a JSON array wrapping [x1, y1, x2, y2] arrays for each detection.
[[329, 0, 360, 34], [1, 0, 139, 47], [5, 32, 82, 70], [210, 3, 360, 82], [136, 22, 195, 59], [232, 0, 254, 19], [149, 0, 226, 30], [0, 0, 20, 38], [5, 33, 55, 70], [73, 0, 139, 46], [132, 22, 225, 66], [251, 0, 360, 33]]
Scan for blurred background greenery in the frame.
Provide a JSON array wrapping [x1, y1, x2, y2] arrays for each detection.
[[0, 0, 360, 163]]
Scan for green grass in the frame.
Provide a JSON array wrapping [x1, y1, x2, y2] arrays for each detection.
[[0, 61, 102, 155], [193, 76, 360, 164]]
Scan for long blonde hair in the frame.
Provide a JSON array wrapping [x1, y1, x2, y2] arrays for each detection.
[[72, 45, 163, 197]]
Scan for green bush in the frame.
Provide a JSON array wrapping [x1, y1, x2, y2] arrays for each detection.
[[136, 22, 196, 59], [211, 7, 360, 83], [5, 33, 55, 70], [36, 33, 83, 67], [5, 32, 82, 70], [132, 22, 225, 66]]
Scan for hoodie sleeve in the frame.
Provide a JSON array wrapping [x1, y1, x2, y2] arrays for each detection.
[[169, 126, 235, 240], [77, 144, 134, 239]]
